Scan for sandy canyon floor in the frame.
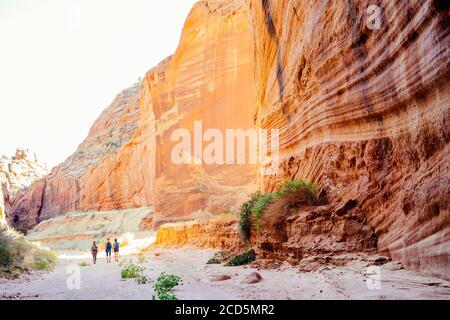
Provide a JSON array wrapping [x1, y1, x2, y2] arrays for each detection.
[[1, 248, 450, 300]]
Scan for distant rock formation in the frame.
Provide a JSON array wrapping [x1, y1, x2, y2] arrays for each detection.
[[9, 83, 146, 230], [0, 149, 48, 224]]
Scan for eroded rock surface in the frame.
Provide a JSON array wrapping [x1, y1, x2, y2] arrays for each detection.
[[248, 0, 449, 279]]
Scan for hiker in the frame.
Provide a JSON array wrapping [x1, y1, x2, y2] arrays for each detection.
[[90, 241, 98, 264], [105, 238, 112, 263], [113, 239, 120, 262]]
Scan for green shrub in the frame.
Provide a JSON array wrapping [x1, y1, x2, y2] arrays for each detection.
[[121, 263, 144, 279], [136, 274, 148, 285], [0, 224, 57, 278], [153, 272, 182, 300], [238, 192, 261, 241], [225, 250, 256, 266], [79, 261, 89, 267], [238, 180, 318, 240], [0, 244, 13, 267], [33, 258, 49, 270], [278, 179, 316, 196], [206, 251, 228, 265], [252, 193, 276, 229]]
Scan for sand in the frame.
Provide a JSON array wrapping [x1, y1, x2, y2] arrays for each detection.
[[1, 248, 450, 300]]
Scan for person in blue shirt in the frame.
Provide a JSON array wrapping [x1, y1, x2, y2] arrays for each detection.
[[113, 239, 120, 262], [105, 238, 112, 263]]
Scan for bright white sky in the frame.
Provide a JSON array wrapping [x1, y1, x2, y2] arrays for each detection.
[[0, 0, 198, 168]]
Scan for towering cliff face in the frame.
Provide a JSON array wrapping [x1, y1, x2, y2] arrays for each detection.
[[247, 0, 449, 279], [11, 0, 258, 229], [9, 83, 153, 229], [143, 0, 258, 226], [0, 149, 48, 224]]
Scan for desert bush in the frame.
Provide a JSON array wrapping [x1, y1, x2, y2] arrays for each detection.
[[206, 251, 229, 265], [0, 244, 13, 267], [0, 224, 56, 278], [238, 180, 320, 240], [252, 192, 276, 229], [79, 261, 89, 267], [153, 272, 182, 300], [277, 179, 316, 196], [136, 274, 148, 285], [238, 192, 261, 241], [225, 250, 256, 266], [121, 262, 144, 279]]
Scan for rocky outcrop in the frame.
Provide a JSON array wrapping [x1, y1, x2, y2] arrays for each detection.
[[0, 149, 48, 224], [247, 0, 449, 279], [252, 202, 378, 263], [153, 215, 240, 250]]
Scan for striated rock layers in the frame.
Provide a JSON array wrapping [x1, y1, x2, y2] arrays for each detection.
[[248, 0, 449, 279], [153, 214, 240, 250], [0, 149, 48, 224]]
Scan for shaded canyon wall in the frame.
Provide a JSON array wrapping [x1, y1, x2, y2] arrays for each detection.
[[247, 0, 449, 279]]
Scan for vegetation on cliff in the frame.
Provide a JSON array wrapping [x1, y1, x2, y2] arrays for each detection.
[[225, 250, 256, 267], [238, 180, 320, 241], [0, 224, 56, 278]]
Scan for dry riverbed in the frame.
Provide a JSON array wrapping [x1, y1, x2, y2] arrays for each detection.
[[1, 248, 450, 300]]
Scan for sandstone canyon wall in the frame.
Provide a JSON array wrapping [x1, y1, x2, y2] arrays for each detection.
[[145, 0, 257, 226], [9, 83, 154, 230], [11, 0, 258, 229], [247, 0, 449, 279]]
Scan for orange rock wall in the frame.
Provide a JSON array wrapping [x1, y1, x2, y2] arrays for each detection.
[[145, 0, 258, 226], [153, 215, 240, 250], [247, 0, 449, 279], [11, 0, 258, 229]]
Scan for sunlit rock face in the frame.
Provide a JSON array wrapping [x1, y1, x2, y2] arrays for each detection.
[[144, 0, 258, 226], [9, 83, 154, 230], [10, 0, 258, 229], [0, 149, 48, 225], [247, 0, 449, 279]]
